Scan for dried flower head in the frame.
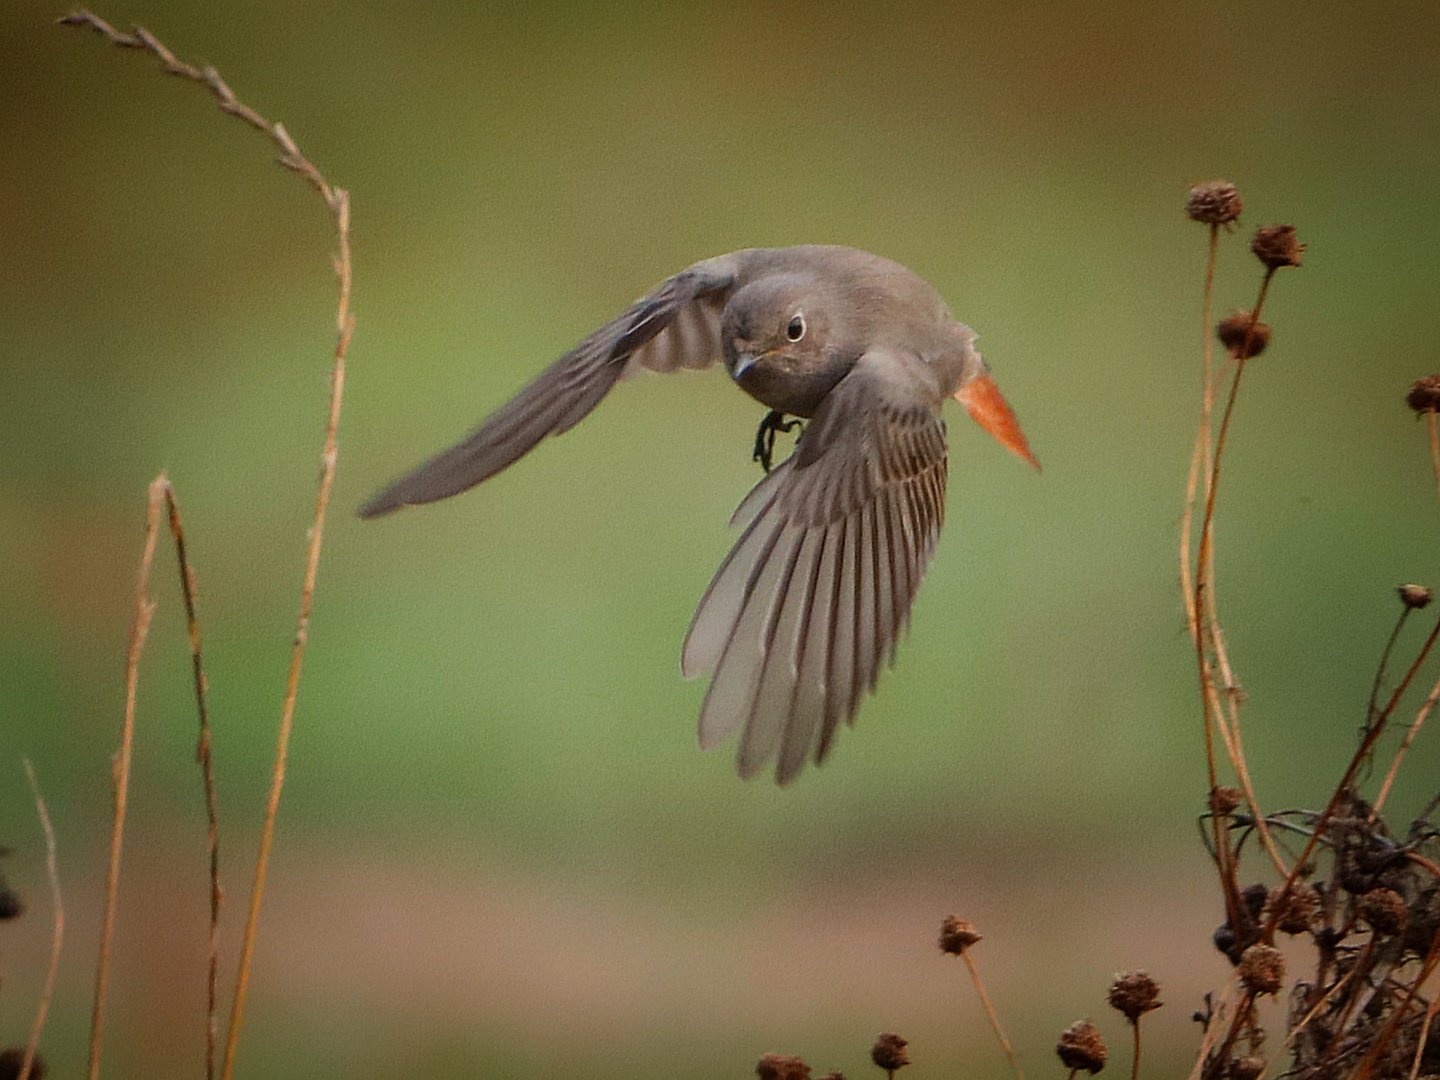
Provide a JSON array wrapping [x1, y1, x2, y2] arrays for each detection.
[[1216, 312, 1271, 359], [1056, 1021, 1107, 1074], [1251, 225, 1304, 269], [1229, 1056, 1265, 1080], [939, 915, 982, 955], [1399, 584, 1434, 610], [870, 1033, 910, 1073], [1107, 971, 1163, 1023], [0, 882, 22, 921], [1237, 944, 1285, 996], [1406, 376, 1440, 414], [1186, 182, 1243, 225], [757, 1054, 811, 1080], [1358, 888, 1409, 937], [0, 1047, 47, 1080], [1210, 787, 1243, 815], [1265, 883, 1319, 936]]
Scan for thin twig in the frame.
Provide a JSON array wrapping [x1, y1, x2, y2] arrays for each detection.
[[88, 473, 164, 1080], [60, 15, 354, 1079], [162, 481, 223, 1080], [1372, 666, 1440, 817], [961, 951, 1025, 1080], [20, 759, 63, 1080], [1129, 1020, 1142, 1080], [1429, 410, 1440, 511]]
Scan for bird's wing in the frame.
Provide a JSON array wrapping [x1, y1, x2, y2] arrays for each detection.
[[682, 348, 949, 784], [359, 257, 740, 518]]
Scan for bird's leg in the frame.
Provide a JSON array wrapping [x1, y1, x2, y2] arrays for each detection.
[[752, 410, 803, 474]]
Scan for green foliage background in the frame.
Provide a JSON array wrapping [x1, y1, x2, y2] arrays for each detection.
[[2, 2, 1439, 1077]]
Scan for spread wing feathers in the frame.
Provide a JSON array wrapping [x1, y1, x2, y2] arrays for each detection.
[[359, 261, 737, 518], [682, 350, 949, 784]]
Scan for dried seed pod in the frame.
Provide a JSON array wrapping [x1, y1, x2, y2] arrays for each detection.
[[1186, 182, 1243, 225], [1237, 944, 1285, 996], [1265, 883, 1319, 936], [1107, 971, 1163, 1023], [1216, 312, 1271, 359], [1358, 888, 1408, 937], [1398, 584, 1434, 610], [1056, 1021, 1108, 1074], [1210, 787, 1243, 815], [757, 1053, 811, 1080], [1229, 1056, 1265, 1080], [1251, 225, 1304, 269], [938, 915, 982, 955], [1406, 376, 1440, 414], [870, 1033, 910, 1073]]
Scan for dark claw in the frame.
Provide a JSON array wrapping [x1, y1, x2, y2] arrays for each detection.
[[752, 410, 802, 474]]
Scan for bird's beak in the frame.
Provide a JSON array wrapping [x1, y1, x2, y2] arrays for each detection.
[[731, 353, 759, 380], [955, 374, 1040, 470]]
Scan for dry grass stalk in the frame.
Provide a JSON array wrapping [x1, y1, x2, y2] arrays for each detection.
[[87, 472, 164, 1080], [161, 481, 223, 1080], [61, 13, 354, 1080], [19, 759, 63, 1080]]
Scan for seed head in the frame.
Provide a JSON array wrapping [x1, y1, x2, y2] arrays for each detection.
[[1107, 971, 1163, 1023], [1186, 182, 1243, 225], [1229, 1056, 1266, 1080], [939, 915, 982, 955], [1358, 888, 1408, 937], [1265, 883, 1319, 936], [1216, 312, 1271, 359], [1406, 376, 1440, 414], [0, 882, 22, 921], [0, 1047, 47, 1080], [757, 1054, 811, 1080], [1237, 944, 1285, 996], [1210, 787, 1243, 816], [1056, 1021, 1107, 1074], [1251, 225, 1304, 269], [870, 1033, 910, 1073], [1399, 584, 1434, 610]]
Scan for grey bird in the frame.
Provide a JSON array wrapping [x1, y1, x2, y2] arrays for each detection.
[[361, 245, 1037, 784]]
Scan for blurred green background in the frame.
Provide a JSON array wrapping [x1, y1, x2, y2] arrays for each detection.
[[3, 1, 1440, 1077]]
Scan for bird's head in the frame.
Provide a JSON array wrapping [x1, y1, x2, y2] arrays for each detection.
[[721, 274, 850, 416]]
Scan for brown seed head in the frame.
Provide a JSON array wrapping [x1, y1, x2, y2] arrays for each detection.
[[1265, 883, 1319, 936], [1186, 182, 1243, 225], [0, 1047, 47, 1080], [1251, 225, 1304, 269], [1209, 787, 1242, 816], [1216, 312, 1271, 359], [1229, 1056, 1266, 1080], [1056, 1021, 1108, 1074], [0, 883, 22, 921], [1358, 888, 1409, 937], [1107, 971, 1163, 1023], [757, 1054, 811, 1080], [1406, 376, 1440, 414], [1237, 944, 1285, 996], [870, 1033, 910, 1073], [1399, 584, 1434, 610], [939, 915, 983, 955]]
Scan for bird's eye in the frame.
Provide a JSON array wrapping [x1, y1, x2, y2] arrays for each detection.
[[786, 313, 806, 342]]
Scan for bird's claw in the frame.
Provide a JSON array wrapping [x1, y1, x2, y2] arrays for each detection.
[[752, 410, 802, 474]]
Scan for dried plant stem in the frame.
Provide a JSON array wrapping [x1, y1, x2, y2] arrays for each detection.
[[961, 951, 1025, 1080], [1371, 666, 1440, 817], [1190, 265, 1288, 880], [88, 474, 164, 1080], [1350, 924, 1440, 1080], [60, 14, 354, 1079], [1129, 1021, 1142, 1080], [1429, 410, 1440, 510], [162, 481, 222, 1080], [1406, 986, 1439, 1080], [1186, 975, 1241, 1080], [20, 759, 63, 1080]]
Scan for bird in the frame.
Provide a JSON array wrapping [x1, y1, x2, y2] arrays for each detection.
[[360, 245, 1037, 784]]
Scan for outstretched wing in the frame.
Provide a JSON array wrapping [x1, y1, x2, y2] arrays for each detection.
[[359, 256, 740, 518], [681, 348, 950, 784]]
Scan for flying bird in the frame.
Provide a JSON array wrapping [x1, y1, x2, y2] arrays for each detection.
[[361, 245, 1037, 783]]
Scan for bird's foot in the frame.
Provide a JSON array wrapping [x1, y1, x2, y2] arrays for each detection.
[[752, 410, 802, 474]]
